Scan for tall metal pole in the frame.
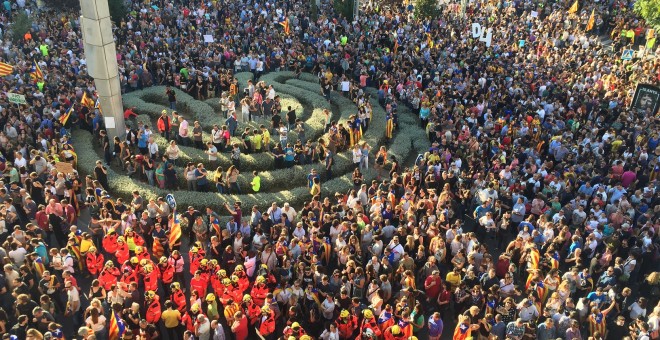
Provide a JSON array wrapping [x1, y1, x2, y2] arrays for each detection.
[[80, 0, 126, 140]]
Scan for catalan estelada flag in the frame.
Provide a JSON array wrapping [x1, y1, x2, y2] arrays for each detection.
[[59, 105, 73, 126], [109, 310, 126, 340], [280, 18, 290, 35], [568, 0, 578, 14], [81, 92, 95, 108], [211, 217, 221, 238], [94, 98, 103, 114], [169, 213, 182, 248], [30, 60, 44, 82], [0, 62, 13, 76], [33, 256, 45, 276], [454, 322, 472, 340], [586, 9, 595, 31]]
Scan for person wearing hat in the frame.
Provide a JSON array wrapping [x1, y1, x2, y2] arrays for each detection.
[[283, 321, 307, 338], [360, 308, 382, 338], [335, 309, 358, 339], [251, 275, 269, 307], [240, 294, 260, 325], [84, 246, 104, 277], [98, 261, 120, 291], [115, 236, 129, 265], [169, 282, 187, 314], [383, 324, 407, 340], [158, 257, 174, 290], [257, 305, 276, 339], [144, 290, 161, 324], [205, 293, 220, 321]]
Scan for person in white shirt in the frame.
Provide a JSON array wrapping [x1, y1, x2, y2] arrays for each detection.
[[195, 314, 211, 340], [281, 203, 297, 222], [61, 248, 75, 274], [321, 294, 336, 320], [8, 243, 27, 266]]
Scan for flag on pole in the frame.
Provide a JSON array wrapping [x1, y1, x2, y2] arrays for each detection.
[[568, 0, 578, 14], [393, 39, 399, 54], [30, 60, 44, 82], [59, 105, 74, 126], [0, 62, 13, 76], [586, 9, 595, 31], [108, 311, 126, 340], [279, 18, 290, 35], [81, 92, 95, 108]]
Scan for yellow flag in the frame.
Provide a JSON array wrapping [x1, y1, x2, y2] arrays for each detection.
[[568, 0, 578, 14], [586, 9, 595, 31]]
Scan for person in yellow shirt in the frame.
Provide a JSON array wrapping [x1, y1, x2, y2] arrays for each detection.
[[251, 171, 261, 193], [261, 125, 271, 152], [161, 300, 182, 339], [445, 267, 462, 291], [252, 129, 263, 152], [79, 233, 94, 255]]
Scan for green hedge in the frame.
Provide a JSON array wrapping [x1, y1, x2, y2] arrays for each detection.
[[80, 72, 429, 215]]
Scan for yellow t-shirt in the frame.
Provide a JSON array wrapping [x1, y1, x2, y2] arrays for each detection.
[[161, 309, 181, 328], [262, 129, 271, 143], [446, 272, 461, 290], [80, 239, 94, 254]]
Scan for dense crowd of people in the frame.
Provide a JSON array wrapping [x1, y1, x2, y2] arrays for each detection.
[[0, 0, 659, 339]]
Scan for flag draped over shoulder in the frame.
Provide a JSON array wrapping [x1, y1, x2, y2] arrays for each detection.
[[454, 322, 472, 340], [81, 92, 95, 108], [59, 105, 74, 126], [586, 9, 595, 31], [568, 0, 578, 14], [109, 311, 126, 340], [0, 62, 13, 76], [30, 60, 44, 82]]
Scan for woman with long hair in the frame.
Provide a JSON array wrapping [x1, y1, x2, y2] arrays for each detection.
[[85, 305, 107, 340], [214, 166, 226, 194]]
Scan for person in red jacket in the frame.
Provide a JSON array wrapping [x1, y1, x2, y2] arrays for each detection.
[[189, 246, 204, 275], [251, 275, 269, 306], [85, 247, 104, 277], [241, 295, 262, 326], [383, 325, 407, 340], [102, 229, 119, 254], [145, 291, 162, 324], [98, 261, 120, 291], [335, 309, 359, 340], [115, 236, 129, 265], [135, 246, 150, 263], [231, 311, 249, 340], [234, 265, 250, 294], [360, 309, 382, 338], [157, 110, 172, 141], [257, 305, 276, 339], [120, 267, 138, 286], [159, 257, 175, 288], [143, 264, 159, 292], [170, 282, 188, 313]]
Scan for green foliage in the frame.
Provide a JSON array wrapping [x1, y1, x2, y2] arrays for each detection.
[[75, 71, 426, 215], [634, 0, 660, 30], [11, 12, 32, 43], [108, 0, 128, 25], [334, 0, 355, 21], [414, 0, 440, 20]]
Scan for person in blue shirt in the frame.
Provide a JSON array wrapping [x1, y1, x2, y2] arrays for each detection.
[[307, 169, 320, 188], [137, 129, 149, 154], [428, 312, 443, 340], [283, 143, 295, 168]]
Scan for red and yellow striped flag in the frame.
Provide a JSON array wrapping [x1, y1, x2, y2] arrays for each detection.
[[568, 0, 578, 13], [280, 18, 290, 35], [586, 9, 595, 31], [0, 62, 13, 76], [152, 239, 164, 258], [169, 214, 182, 248]]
